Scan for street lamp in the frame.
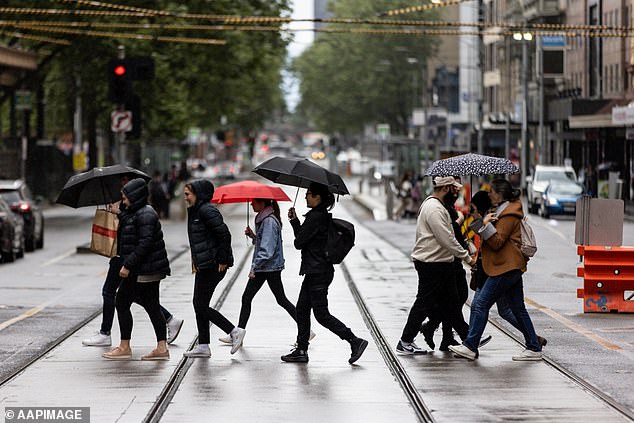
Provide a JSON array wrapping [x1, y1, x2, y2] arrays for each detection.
[[513, 31, 532, 191]]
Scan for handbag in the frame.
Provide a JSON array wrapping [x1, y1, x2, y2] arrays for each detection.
[[90, 209, 119, 257]]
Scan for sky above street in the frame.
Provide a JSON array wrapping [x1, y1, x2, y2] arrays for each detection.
[[285, 1, 314, 111]]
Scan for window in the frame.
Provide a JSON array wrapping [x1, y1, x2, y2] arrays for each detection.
[[616, 63, 620, 92]]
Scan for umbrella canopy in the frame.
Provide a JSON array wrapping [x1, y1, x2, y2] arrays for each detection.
[[424, 153, 519, 177], [56, 164, 151, 208], [253, 156, 349, 195], [211, 180, 291, 204]]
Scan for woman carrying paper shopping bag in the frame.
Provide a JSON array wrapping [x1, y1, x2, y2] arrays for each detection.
[[102, 178, 171, 360]]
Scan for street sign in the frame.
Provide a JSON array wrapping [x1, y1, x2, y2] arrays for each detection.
[[111, 111, 133, 133], [15, 90, 32, 111], [377, 123, 390, 141], [412, 109, 425, 126], [541, 35, 566, 47]]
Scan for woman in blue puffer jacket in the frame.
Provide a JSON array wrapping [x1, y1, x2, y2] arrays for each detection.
[[219, 198, 304, 346]]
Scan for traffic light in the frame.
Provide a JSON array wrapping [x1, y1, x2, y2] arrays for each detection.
[[107, 57, 155, 103], [107, 59, 132, 103], [125, 95, 142, 139]]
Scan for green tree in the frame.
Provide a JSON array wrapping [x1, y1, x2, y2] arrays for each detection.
[[293, 0, 437, 136]]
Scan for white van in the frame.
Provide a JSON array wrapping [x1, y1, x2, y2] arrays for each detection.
[[526, 165, 577, 213]]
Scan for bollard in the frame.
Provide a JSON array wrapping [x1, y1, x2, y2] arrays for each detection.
[[576, 245, 634, 313]]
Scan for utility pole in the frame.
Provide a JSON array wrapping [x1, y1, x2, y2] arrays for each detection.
[[537, 35, 545, 165], [477, 0, 484, 154], [116, 45, 126, 165], [521, 40, 529, 191]]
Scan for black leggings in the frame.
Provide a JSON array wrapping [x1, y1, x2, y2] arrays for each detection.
[[238, 271, 296, 329], [115, 276, 166, 342], [193, 268, 235, 344]]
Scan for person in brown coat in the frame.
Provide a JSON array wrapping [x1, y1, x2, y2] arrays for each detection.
[[450, 179, 542, 361]]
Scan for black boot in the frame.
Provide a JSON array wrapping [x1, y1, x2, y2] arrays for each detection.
[[419, 322, 436, 350], [349, 337, 369, 364], [439, 337, 460, 351], [281, 348, 309, 363]]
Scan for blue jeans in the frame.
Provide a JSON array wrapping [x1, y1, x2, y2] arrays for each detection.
[[464, 270, 541, 353], [471, 289, 521, 332]]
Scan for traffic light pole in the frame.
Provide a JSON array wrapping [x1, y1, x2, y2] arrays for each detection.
[[117, 45, 126, 165]]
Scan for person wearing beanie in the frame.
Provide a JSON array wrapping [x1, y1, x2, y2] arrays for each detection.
[[281, 182, 368, 364], [103, 178, 172, 361], [182, 179, 243, 359]]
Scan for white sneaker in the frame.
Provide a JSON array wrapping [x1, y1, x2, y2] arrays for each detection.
[[218, 335, 232, 344], [230, 327, 246, 354], [449, 344, 478, 361], [166, 317, 184, 344], [183, 344, 211, 358], [512, 349, 543, 361], [82, 332, 111, 347]]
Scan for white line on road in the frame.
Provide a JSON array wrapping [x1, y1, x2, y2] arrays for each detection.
[[41, 248, 77, 267]]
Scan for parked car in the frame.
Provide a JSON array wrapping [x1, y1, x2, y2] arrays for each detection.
[[526, 165, 577, 214], [0, 196, 25, 262], [0, 180, 44, 251], [214, 161, 240, 180], [539, 180, 584, 218]]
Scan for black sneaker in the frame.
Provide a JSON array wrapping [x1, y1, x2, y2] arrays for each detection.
[[419, 322, 436, 350], [439, 337, 460, 351], [281, 348, 309, 363], [349, 337, 369, 364], [395, 340, 427, 355], [537, 336, 548, 347], [479, 335, 493, 348]]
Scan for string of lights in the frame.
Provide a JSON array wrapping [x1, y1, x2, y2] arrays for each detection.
[[1, 7, 632, 33], [0, 29, 71, 45], [2, 19, 634, 38], [0, 22, 226, 45], [379, 0, 468, 17]]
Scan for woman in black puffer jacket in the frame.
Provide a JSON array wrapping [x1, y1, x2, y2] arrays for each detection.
[[182, 179, 243, 359], [103, 178, 171, 361]]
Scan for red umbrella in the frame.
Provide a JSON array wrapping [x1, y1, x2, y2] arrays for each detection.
[[211, 181, 291, 237], [211, 180, 291, 204]]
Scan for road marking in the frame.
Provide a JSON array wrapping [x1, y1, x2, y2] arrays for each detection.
[[0, 304, 46, 331], [41, 249, 76, 267], [524, 297, 623, 350]]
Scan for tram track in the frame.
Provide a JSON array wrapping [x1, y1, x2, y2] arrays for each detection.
[[143, 243, 253, 423], [341, 262, 436, 423]]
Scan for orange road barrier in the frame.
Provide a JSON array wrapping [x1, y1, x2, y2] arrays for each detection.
[[577, 246, 634, 313]]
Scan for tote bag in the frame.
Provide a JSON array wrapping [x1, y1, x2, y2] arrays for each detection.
[[90, 209, 119, 257]]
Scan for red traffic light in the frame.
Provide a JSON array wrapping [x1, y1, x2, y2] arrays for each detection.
[[114, 65, 126, 76]]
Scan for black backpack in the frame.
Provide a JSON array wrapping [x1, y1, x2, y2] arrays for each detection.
[[325, 216, 355, 264]]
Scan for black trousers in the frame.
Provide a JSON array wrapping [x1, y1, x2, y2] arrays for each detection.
[[295, 271, 354, 351], [101, 256, 171, 335], [193, 268, 235, 344], [426, 258, 469, 340], [115, 276, 166, 342], [401, 260, 469, 343], [238, 270, 296, 329]]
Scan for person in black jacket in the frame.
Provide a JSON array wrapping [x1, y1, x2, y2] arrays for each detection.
[[281, 182, 368, 364], [182, 179, 243, 358], [103, 178, 171, 361]]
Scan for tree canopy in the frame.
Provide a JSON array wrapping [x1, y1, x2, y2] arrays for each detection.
[[292, 0, 437, 136], [0, 0, 291, 141]]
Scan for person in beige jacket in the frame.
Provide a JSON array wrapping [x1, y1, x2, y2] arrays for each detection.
[[396, 176, 476, 355], [450, 179, 543, 361]]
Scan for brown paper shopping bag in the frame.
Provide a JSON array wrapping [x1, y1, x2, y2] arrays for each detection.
[[90, 209, 119, 257]]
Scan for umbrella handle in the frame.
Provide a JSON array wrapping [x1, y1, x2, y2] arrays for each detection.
[[293, 186, 300, 207]]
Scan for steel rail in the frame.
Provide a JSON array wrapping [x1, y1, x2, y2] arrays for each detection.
[[341, 262, 436, 423], [143, 243, 253, 423]]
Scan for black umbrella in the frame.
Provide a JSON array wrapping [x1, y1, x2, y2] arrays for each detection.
[[56, 164, 151, 208], [253, 156, 349, 197], [424, 153, 519, 177]]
